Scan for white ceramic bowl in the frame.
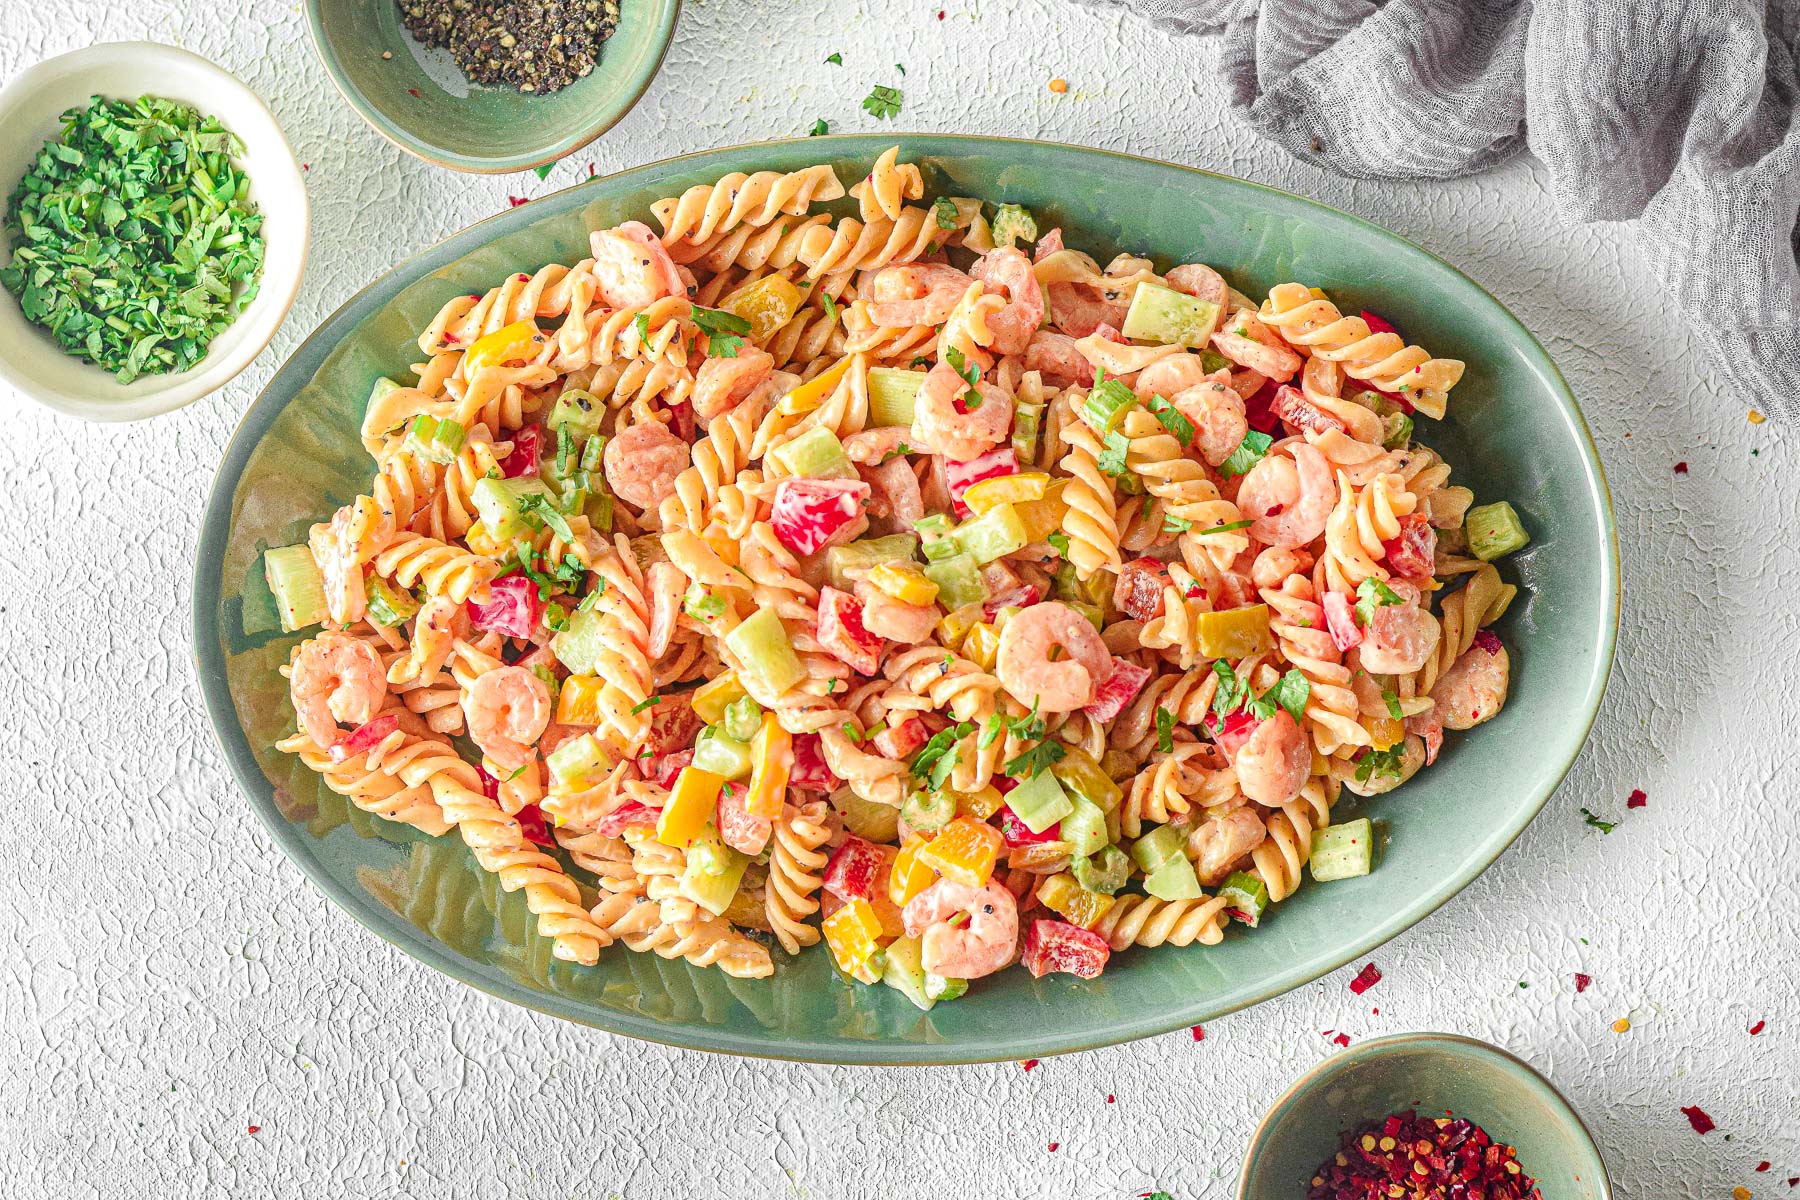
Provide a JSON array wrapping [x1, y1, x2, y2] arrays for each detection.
[[0, 43, 309, 422]]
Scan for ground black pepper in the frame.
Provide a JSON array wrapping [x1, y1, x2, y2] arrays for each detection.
[[398, 0, 621, 95]]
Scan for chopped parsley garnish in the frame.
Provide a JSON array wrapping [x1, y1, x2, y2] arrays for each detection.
[[945, 345, 982, 407], [1580, 808, 1617, 834], [1211, 660, 1247, 718], [633, 311, 651, 344], [690, 305, 751, 358], [510, 550, 585, 601], [896, 63, 906, 75], [1155, 706, 1176, 753], [1147, 395, 1195, 445], [1096, 429, 1132, 477], [1354, 577, 1405, 626], [820, 291, 838, 323], [1004, 739, 1066, 780], [1196, 518, 1255, 536], [1210, 663, 1310, 726], [1354, 743, 1407, 783], [981, 701, 1046, 751], [516, 491, 576, 543], [1257, 669, 1312, 724], [912, 722, 974, 788], [1164, 514, 1193, 534], [542, 602, 570, 632], [629, 696, 661, 715], [932, 196, 959, 231], [825, 52, 843, 65], [1045, 531, 1070, 559], [1382, 683, 1404, 721], [1217, 430, 1273, 479], [842, 722, 864, 744], [533, 162, 554, 181], [862, 84, 904, 120], [808, 118, 829, 137]]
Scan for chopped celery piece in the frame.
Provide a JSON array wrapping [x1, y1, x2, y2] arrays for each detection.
[[684, 582, 725, 621], [922, 554, 985, 611], [950, 503, 1027, 564], [901, 788, 955, 833], [404, 414, 466, 465], [1381, 411, 1414, 449], [1195, 604, 1273, 659], [1310, 818, 1375, 881], [722, 696, 764, 744], [550, 608, 608, 675], [585, 491, 614, 534], [1199, 349, 1231, 374], [868, 367, 927, 427], [1005, 769, 1072, 834], [924, 972, 968, 1002], [1052, 748, 1122, 813], [1143, 853, 1204, 901], [682, 834, 751, 916], [1349, 387, 1403, 418], [545, 732, 612, 789], [1129, 821, 1189, 873], [548, 389, 605, 444], [914, 514, 959, 562], [724, 608, 806, 699], [1052, 560, 1114, 609], [263, 545, 328, 633], [1011, 396, 1042, 464], [472, 476, 552, 542], [1121, 281, 1220, 349], [691, 672, 748, 724], [880, 935, 936, 1011], [768, 425, 856, 480], [825, 533, 920, 590], [842, 792, 901, 843], [1465, 501, 1529, 561], [692, 727, 753, 780], [1067, 600, 1104, 632], [686, 829, 738, 877], [1070, 845, 1130, 895], [990, 203, 1038, 249], [1082, 376, 1138, 435], [1217, 870, 1269, 926], [1059, 793, 1109, 857], [365, 576, 420, 628]]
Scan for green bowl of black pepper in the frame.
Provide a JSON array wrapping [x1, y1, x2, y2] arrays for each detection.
[[306, 0, 680, 174]]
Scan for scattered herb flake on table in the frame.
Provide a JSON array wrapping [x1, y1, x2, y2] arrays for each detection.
[[862, 84, 904, 120], [1, 95, 265, 383]]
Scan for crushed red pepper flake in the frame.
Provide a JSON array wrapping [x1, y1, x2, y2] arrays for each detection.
[[407, 88, 421, 98], [1786, 1177, 1797, 1187], [1191, 1025, 1205, 1041], [1750, 1020, 1766, 1035], [508, 196, 530, 207], [1575, 972, 1593, 993], [1680, 1105, 1716, 1135], [247, 1124, 261, 1134], [1021, 1058, 1039, 1072], [1106, 1093, 1116, 1103], [1307, 1110, 1541, 1200], [1674, 462, 1689, 474], [1322, 1030, 1352, 1047], [1627, 788, 1647, 808], [1760, 1163, 1773, 1172], [1349, 962, 1383, 995], [1047, 1141, 1059, 1152]]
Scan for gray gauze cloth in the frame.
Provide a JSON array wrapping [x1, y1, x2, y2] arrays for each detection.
[[1084, 0, 1800, 421]]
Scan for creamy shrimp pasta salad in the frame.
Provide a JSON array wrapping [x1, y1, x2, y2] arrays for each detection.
[[266, 148, 1532, 997]]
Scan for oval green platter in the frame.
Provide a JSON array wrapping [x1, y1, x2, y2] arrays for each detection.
[[193, 136, 1618, 1064]]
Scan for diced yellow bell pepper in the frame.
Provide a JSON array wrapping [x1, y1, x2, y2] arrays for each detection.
[[553, 674, 606, 727], [1013, 478, 1071, 543], [957, 784, 1005, 820], [720, 274, 803, 343], [778, 355, 854, 415], [1196, 604, 1274, 659], [822, 898, 885, 974], [916, 816, 1004, 888], [1311, 750, 1332, 778], [1366, 715, 1404, 751], [889, 834, 937, 908], [961, 621, 1001, 670], [1037, 871, 1116, 930], [1308, 286, 1329, 301], [463, 319, 547, 371], [1052, 748, 1123, 814], [866, 561, 940, 607], [691, 671, 747, 725], [990, 605, 1025, 631], [962, 471, 1050, 515], [743, 713, 792, 819], [936, 602, 985, 650], [463, 520, 503, 558], [657, 766, 725, 848]]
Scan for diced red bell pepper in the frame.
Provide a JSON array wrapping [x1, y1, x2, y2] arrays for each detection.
[[983, 583, 1041, 617], [997, 804, 1062, 847], [1473, 628, 1503, 655], [716, 780, 772, 856], [872, 715, 930, 760], [650, 748, 692, 789], [468, 574, 544, 640], [330, 713, 400, 762], [1272, 384, 1348, 435], [1206, 709, 1259, 759], [499, 425, 541, 478], [1358, 309, 1399, 337], [1021, 918, 1111, 979], [1322, 590, 1363, 651], [823, 835, 886, 902], [667, 400, 696, 444], [1381, 514, 1437, 581], [770, 478, 871, 556], [817, 586, 883, 675], [1242, 377, 1281, 434], [515, 802, 554, 847], [945, 447, 1018, 518], [790, 732, 840, 791], [476, 763, 502, 801], [1083, 657, 1151, 722], [596, 800, 659, 837], [1114, 558, 1171, 623]]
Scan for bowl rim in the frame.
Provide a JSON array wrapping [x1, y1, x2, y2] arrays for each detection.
[[0, 41, 310, 422], [303, 0, 682, 174], [192, 133, 1621, 1064], [1236, 1031, 1614, 1200]]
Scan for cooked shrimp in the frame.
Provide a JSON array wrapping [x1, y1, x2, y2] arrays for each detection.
[[463, 665, 552, 772], [1231, 709, 1311, 806], [1047, 279, 1126, 338], [588, 221, 685, 307], [1237, 442, 1334, 548], [842, 425, 913, 466], [995, 601, 1115, 712], [1133, 353, 1214, 401], [911, 362, 1014, 462], [969, 247, 1045, 356], [866, 263, 973, 326], [863, 456, 924, 530], [692, 346, 774, 421], [1023, 330, 1091, 387], [1171, 380, 1249, 467], [290, 631, 387, 749], [1357, 600, 1441, 675], [391, 594, 465, 684], [1187, 804, 1268, 886], [1250, 545, 1314, 589], [604, 419, 691, 511], [1430, 641, 1510, 730], [854, 580, 937, 644], [1166, 263, 1229, 333], [1211, 310, 1302, 382], [1342, 735, 1426, 797], [902, 879, 1019, 980]]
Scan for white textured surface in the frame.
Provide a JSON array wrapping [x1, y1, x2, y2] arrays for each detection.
[[1, 3, 1794, 1197]]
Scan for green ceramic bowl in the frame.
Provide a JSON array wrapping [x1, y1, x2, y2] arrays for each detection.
[[1240, 1033, 1612, 1200], [192, 136, 1618, 1063], [306, 0, 679, 173]]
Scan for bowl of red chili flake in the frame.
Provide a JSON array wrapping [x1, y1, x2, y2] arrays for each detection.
[[1238, 1033, 1611, 1200]]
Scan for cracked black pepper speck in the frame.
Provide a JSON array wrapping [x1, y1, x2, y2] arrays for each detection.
[[398, 0, 620, 95]]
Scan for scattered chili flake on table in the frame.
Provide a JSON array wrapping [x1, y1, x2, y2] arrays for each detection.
[[508, 196, 530, 207], [1760, 1163, 1773, 1172], [1191, 1025, 1205, 1041], [247, 1124, 260, 1134], [1674, 462, 1689, 474], [1750, 1020, 1766, 1035], [1306, 1110, 1541, 1200], [1612, 1017, 1631, 1033], [1680, 1105, 1716, 1135], [1627, 788, 1647, 808], [1734, 1188, 1752, 1200], [1047, 1142, 1059, 1152], [1049, 77, 1069, 93], [1749, 409, 1766, 424], [1349, 962, 1383, 994], [1021, 1058, 1039, 1072], [1574, 972, 1592, 992], [1106, 1093, 1115, 1103]]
